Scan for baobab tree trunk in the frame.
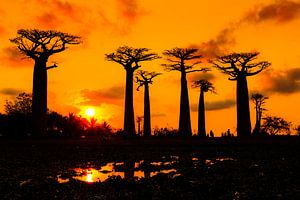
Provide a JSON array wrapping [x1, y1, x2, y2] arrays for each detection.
[[198, 89, 206, 137], [144, 83, 151, 137], [253, 108, 261, 135], [236, 75, 251, 137], [32, 59, 47, 137], [124, 70, 136, 136], [179, 71, 192, 136]]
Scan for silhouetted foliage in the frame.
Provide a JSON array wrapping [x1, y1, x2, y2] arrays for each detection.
[[192, 80, 215, 138], [211, 52, 271, 137], [251, 93, 268, 136], [153, 127, 179, 137], [4, 92, 32, 116], [1, 93, 33, 137], [136, 70, 161, 137], [106, 46, 160, 136], [262, 116, 291, 135], [10, 29, 81, 137], [162, 48, 208, 136]]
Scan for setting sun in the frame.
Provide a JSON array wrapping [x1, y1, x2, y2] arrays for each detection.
[[85, 108, 96, 117]]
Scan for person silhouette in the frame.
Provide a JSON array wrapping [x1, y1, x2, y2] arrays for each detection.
[[209, 130, 214, 138]]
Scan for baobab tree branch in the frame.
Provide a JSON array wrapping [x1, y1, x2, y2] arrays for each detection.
[[10, 29, 81, 60]]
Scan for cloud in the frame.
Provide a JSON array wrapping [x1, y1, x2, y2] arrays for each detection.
[[0, 46, 32, 67], [0, 26, 6, 36], [97, 0, 147, 35], [116, 0, 146, 22], [243, 0, 300, 24], [36, 13, 60, 29], [261, 68, 300, 94], [191, 0, 300, 60], [191, 28, 236, 60], [151, 113, 166, 118], [80, 85, 124, 106], [191, 99, 235, 112], [0, 88, 22, 96]]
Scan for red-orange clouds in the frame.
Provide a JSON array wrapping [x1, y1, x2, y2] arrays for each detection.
[[80, 86, 124, 106], [0, 46, 32, 67], [261, 68, 300, 94], [117, 0, 145, 22], [244, 0, 300, 24]]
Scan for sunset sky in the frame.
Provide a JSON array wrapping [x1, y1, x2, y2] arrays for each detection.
[[1, 0, 300, 135]]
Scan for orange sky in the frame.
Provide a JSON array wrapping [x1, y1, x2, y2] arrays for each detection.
[[1, 0, 300, 135]]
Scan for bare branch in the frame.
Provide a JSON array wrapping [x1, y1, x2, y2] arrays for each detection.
[[211, 52, 271, 80], [106, 46, 160, 71], [10, 29, 81, 60]]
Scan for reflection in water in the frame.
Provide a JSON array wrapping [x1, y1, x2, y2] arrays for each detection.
[[57, 156, 236, 184], [58, 160, 180, 184]]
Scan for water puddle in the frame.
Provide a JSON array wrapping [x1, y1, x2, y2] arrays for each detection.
[[57, 160, 180, 184], [57, 156, 236, 184]]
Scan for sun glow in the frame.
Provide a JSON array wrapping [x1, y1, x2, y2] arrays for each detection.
[[85, 108, 96, 117]]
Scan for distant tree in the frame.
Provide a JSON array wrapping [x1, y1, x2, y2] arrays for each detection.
[[162, 48, 208, 136], [4, 92, 32, 116], [136, 116, 143, 137], [211, 52, 270, 137], [4, 92, 33, 137], [262, 116, 291, 135], [136, 70, 161, 137], [105, 46, 160, 136], [251, 93, 268, 136], [192, 80, 215, 138], [10, 29, 81, 137]]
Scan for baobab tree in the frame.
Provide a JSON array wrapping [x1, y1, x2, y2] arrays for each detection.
[[10, 29, 80, 136], [162, 48, 208, 136], [211, 52, 270, 137], [251, 93, 268, 136], [105, 46, 160, 136], [136, 70, 161, 137], [192, 79, 215, 138]]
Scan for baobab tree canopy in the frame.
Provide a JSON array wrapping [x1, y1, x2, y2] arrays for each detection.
[[10, 29, 81, 60], [192, 79, 216, 93], [211, 52, 270, 80], [136, 70, 161, 91], [162, 48, 208, 73], [106, 46, 160, 70]]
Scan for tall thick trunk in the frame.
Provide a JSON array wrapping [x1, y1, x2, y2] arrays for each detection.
[[32, 59, 47, 137], [124, 70, 136, 136], [236, 75, 251, 137], [143, 83, 151, 137], [179, 71, 192, 136], [198, 89, 206, 137]]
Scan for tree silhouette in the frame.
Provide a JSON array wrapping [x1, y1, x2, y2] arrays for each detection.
[[211, 52, 270, 137], [136, 70, 161, 137], [106, 46, 160, 136], [10, 29, 80, 137], [5, 92, 32, 116], [262, 116, 291, 135], [192, 80, 215, 138], [162, 48, 208, 136], [251, 93, 268, 136]]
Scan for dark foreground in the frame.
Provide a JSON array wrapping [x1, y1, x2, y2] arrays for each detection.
[[0, 137, 299, 200]]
